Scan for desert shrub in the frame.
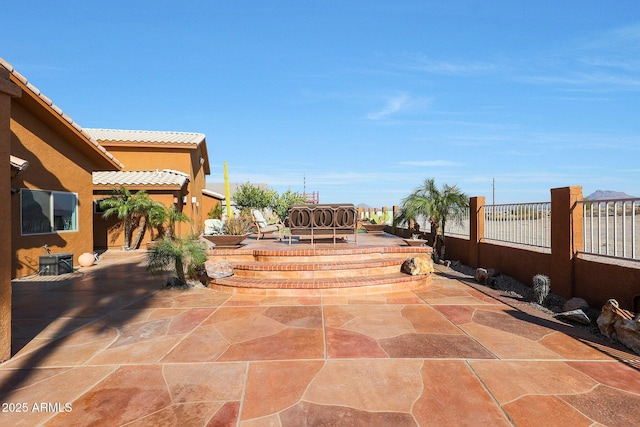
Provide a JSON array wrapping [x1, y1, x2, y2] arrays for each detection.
[[533, 274, 550, 305], [224, 216, 252, 235], [147, 237, 208, 287], [233, 183, 277, 211]]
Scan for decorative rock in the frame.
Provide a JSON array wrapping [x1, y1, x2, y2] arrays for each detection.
[[401, 257, 434, 276], [562, 297, 589, 312], [556, 309, 591, 325], [205, 261, 235, 279], [474, 268, 497, 286], [597, 299, 640, 355], [475, 268, 488, 284], [78, 252, 95, 267]]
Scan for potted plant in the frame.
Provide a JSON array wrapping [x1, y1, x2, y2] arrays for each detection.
[[361, 211, 390, 233], [403, 233, 428, 247], [201, 216, 252, 248], [146, 236, 208, 288]]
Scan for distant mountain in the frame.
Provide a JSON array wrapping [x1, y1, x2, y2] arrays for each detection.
[[585, 190, 636, 200]]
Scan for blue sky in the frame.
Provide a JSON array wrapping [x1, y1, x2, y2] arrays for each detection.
[[4, 1, 640, 207]]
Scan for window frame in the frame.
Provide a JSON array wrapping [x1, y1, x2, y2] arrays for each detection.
[[20, 189, 79, 236]]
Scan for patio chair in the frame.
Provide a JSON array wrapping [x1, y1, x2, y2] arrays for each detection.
[[252, 209, 284, 240]]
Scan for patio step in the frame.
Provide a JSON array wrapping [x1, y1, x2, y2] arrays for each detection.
[[209, 246, 432, 264], [206, 242, 433, 294], [231, 258, 408, 279], [210, 272, 430, 294]]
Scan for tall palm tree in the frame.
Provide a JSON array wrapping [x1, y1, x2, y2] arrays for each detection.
[[397, 178, 468, 259], [130, 197, 167, 249], [100, 186, 159, 249]]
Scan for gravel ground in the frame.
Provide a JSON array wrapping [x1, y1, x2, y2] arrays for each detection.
[[446, 260, 604, 337]]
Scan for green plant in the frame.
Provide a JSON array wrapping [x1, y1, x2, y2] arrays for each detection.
[[100, 186, 162, 250], [366, 211, 391, 224], [146, 237, 208, 287], [207, 203, 223, 220], [396, 178, 468, 260], [272, 189, 306, 222], [166, 205, 191, 239], [233, 182, 277, 211], [533, 274, 550, 305], [224, 216, 251, 235]]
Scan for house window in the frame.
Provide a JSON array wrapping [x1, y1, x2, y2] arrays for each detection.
[[21, 189, 78, 235]]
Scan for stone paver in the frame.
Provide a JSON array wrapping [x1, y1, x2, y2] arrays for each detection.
[[1, 236, 639, 426]]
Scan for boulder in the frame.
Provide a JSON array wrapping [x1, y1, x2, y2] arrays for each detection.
[[562, 297, 589, 312], [556, 309, 591, 325], [205, 260, 235, 279], [401, 257, 434, 276], [597, 299, 640, 355], [474, 268, 496, 286], [475, 268, 488, 284]]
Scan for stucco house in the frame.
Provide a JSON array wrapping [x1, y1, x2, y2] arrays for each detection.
[[1, 59, 124, 281], [0, 57, 214, 360], [85, 129, 212, 248]]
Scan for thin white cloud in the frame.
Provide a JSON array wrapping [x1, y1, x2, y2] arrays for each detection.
[[403, 54, 498, 75], [366, 93, 410, 120]]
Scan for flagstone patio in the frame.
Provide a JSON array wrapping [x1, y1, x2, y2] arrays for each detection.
[[2, 234, 639, 426]]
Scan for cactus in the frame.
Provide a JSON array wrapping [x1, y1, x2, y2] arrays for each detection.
[[533, 274, 550, 305]]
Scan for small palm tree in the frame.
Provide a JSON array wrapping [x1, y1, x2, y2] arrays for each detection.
[[130, 197, 167, 249], [397, 178, 468, 260], [165, 205, 191, 240], [100, 186, 149, 249], [146, 237, 208, 287]]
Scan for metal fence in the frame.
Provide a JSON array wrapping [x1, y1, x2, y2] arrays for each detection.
[[443, 209, 470, 238], [483, 202, 552, 248], [579, 198, 639, 261]]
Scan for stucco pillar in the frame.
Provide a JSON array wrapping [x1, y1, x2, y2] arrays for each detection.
[[468, 196, 485, 268], [550, 186, 583, 299], [0, 68, 21, 361]]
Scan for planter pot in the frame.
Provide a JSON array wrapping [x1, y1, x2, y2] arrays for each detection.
[[402, 238, 427, 247], [202, 233, 250, 249], [361, 223, 387, 233], [78, 252, 95, 267]]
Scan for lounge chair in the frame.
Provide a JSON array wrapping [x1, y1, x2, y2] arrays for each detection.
[[252, 209, 284, 240]]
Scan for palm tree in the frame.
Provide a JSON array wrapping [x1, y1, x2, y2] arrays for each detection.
[[99, 186, 140, 249], [130, 197, 167, 249], [100, 186, 164, 250], [165, 205, 191, 240], [397, 178, 468, 260], [146, 237, 208, 287]]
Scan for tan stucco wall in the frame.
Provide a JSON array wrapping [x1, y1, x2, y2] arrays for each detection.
[[1, 68, 21, 361], [101, 144, 209, 236], [10, 102, 97, 278], [201, 194, 223, 221]]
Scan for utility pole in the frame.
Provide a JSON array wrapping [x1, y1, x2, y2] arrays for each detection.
[[492, 177, 495, 205]]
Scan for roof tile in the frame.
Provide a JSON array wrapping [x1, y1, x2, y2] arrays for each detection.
[[93, 169, 190, 188], [0, 57, 125, 170], [84, 128, 205, 146]]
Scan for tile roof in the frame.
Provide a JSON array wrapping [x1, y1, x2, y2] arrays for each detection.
[[84, 128, 206, 146], [0, 57, 124, 169], [93, 169, 190, 188], [202, 188, 225, 199]]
